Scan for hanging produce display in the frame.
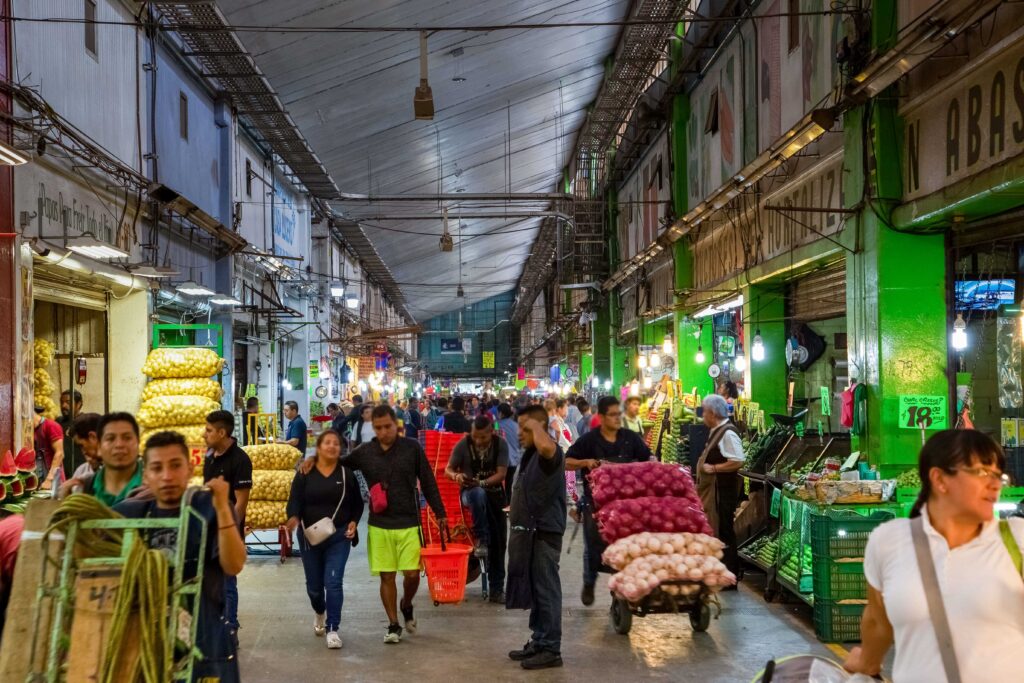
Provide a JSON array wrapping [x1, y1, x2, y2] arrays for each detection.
[[32, 339, 58, 419], [141, 347, 224, 379]]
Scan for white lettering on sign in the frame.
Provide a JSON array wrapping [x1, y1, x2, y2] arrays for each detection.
[[903, 43, 1024, 201], [692, 155, 845, 290]]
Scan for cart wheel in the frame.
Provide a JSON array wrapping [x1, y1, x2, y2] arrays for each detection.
[[610, 598, 632, 635], [690, 603, 711, 632], [433, 600, 440, 607]]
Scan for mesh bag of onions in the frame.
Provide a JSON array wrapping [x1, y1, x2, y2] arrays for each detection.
[[588, 461, 699, 511], [595, 496, 712, 544], [603, 532, 736, 602]]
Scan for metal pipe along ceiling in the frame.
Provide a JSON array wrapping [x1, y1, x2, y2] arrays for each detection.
[[421, 320, 510, 334], [335, 193, 571, 202]]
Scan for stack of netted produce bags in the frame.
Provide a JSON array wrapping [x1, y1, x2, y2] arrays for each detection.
[[244, 443, 301, 529], [32, 339, 58, 419], [590, 461, 736, 603], [138, 348, 224, 454]]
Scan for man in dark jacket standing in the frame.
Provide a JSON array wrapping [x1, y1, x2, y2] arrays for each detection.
[[332, 394, 363, 446], [299, 405, 446, 644], [506, 404, 566, 670], [442, 396, 472, 434]]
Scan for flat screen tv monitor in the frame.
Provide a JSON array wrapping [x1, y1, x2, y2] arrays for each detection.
[[955, 279, 1015, 311]]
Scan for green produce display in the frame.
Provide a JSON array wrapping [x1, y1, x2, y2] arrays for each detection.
[[742, 533, 780, 567], [896, 468, 922, 488]]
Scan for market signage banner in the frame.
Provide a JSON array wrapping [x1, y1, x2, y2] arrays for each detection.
[[617, 128, 671, 261], [691, 154, 845, 290], [440, 338, 471, 355], [902, 39, 1024, 202]]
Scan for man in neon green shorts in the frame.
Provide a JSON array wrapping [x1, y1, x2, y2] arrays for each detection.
[[300, 404, 446, 643]]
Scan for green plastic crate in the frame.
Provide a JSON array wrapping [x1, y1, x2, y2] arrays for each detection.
[[814, 598, 865, 642], [812, 558, 867, 602], [810, 510, 895, 559]]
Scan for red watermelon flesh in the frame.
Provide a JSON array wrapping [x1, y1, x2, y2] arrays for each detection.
[[0, 451, 16, 478], [20, 472, 39, 492], [14, 448, 35, 474]]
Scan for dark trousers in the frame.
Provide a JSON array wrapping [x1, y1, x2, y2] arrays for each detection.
[[485, 494, 507, 595], [716, 483, 740, 576], [581, 507, 599, 586], [298, 532, 353, 632], [223, 575, 239, 630], [504, 466, 517, 499], [528, 533, 563, 654]]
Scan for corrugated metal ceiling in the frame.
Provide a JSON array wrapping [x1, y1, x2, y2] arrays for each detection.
[[215, 0, 631, 321]]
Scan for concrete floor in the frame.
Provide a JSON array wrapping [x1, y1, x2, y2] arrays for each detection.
[[236, 527, 837, 683]]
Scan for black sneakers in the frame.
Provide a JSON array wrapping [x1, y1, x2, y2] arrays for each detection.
[[580, 583, 595, 606], [488, 591, 505, 604], [384, 623, 403, 644], [400, 601, 417, 634], [508, 642, 537, 661], [521, 650, 563, 670]]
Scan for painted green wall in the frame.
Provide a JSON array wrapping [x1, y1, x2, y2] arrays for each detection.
[[744, 286, 788, 417], [843, 0, 949, 473]]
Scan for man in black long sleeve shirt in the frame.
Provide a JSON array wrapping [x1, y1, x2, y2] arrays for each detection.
[[301, 404, 445, 643]]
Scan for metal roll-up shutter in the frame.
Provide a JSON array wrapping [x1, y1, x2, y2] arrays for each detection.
[[788, 261, 846, 322], [32, 268, 108, 310]]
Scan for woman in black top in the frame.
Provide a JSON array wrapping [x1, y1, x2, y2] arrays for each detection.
[[286, 430, 363, 649]]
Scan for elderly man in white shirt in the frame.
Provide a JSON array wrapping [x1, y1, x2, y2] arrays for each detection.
[[696, 394, 745, 578]]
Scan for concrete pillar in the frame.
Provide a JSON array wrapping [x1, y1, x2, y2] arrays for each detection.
[[107, 289, 150, 415], [843, 0, 948, 473]]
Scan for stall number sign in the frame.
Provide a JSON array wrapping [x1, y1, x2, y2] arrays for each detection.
[[898, 395, 948, 430]]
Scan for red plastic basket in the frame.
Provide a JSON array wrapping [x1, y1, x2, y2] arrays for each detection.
[[421, 533, 472, 605]]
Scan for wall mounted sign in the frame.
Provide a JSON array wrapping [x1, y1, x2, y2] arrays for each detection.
[[898, 395, 948, 430]]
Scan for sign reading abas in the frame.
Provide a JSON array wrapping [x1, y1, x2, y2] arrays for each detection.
[[903, 42, 1024, 201], [898, 395, 948, 430]]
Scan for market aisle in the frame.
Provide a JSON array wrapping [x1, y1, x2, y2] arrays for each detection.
[[236, 527, 837, 682]]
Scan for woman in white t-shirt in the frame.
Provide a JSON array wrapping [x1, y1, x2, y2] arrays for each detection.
[[844, 429, 1024, 682]]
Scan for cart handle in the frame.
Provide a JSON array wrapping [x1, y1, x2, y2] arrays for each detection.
[[439, 521, 451, 552]]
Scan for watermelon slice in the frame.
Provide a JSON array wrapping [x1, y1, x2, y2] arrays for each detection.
[[14, 447, 35, 474], [0, 480, 7, 504], [19, 472, 38, 493], [0, 451, 15, 478], [3, 477, 23, 500]]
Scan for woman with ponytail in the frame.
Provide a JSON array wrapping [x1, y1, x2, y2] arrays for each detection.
[[845, 429, 1024, 681]]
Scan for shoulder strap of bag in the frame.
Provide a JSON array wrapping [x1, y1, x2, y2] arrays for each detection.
[[999, 519, 1024, 578], [910, 516, 963, 683], [328, 466, 347, 521]]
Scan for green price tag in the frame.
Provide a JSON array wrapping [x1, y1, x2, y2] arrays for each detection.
[[820, 386, 831, 416], [770, 488, 782, 518], [795, 421, 805, 438], [309, 360, 319, 379], [898, 395, 948, 430]]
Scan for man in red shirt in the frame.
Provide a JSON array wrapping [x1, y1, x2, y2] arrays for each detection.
[[33, 408, 64, 489]]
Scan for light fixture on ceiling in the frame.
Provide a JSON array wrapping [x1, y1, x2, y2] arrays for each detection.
[[330, 280, 345, 297], [439, 207, 454, 252], [0, 140, 28, 166], [130, 264, 179, 278], [177, 280, 216, 296], [65, 232, 130, 259], [209, 294, 242, 306], [345, 293, 359, 309], [413, 31, 434, 120]]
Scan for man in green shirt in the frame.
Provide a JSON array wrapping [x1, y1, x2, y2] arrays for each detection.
[[61, 412, 144, 506]]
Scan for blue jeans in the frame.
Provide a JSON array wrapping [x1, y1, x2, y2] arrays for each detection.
[[223, 575, 239, 630], [461, 487, 491, 547], [298, 532, 353, 632], [528, 533, 563, 654]]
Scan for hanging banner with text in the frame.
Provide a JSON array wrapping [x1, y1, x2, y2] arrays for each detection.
[[898, 395, 948, 430]]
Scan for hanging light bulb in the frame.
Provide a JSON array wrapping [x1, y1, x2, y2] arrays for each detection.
[[630, 380, 640, 395], [591, 375, 600, 388], [752, 331, 766, 362], [637, 354, 648, 369], [643, 376, 653, 390], [952, 313, 968, 350], [604, 379, 612, 391], [734, 352, 747, 373], [662, 336, 674, 355], [695, 345, 705, 364], [649, 352, 661, 368]]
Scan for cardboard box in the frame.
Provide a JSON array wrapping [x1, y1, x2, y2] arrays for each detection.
[[0, 499, 62, 682], [66, 569, 140, 683]]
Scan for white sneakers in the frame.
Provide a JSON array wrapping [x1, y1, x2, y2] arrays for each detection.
[[326, 631, 343, 649], [313, 612, 326, 637]]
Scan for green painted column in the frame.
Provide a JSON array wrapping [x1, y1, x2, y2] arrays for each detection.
[[678, 316, 714, 398], [843, 0, 948, 474], [670, 84, 695, 393], [592, 297, 612, 386], [744, 285, 788, 418]]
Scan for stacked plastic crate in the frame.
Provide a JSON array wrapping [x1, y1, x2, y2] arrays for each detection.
[[421, 431, 474, 543]]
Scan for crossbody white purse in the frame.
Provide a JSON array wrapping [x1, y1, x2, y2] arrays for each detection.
[[302, 467, 347, 546]]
